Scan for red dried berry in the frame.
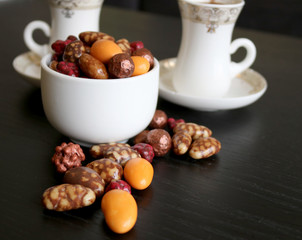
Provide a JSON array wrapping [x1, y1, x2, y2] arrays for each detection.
[[51, 40, 65, 55], [131, 143, 154, 163], [51, 39, 73, 56], [130, 41, 144, 53], [168, 118, 185, 129], [51, 142, 85, 173], [56, 61, 80, 77], [105, 180, 131, 194]]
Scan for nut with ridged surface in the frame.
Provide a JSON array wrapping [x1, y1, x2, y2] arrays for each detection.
[[104, 146, 141, 167], [116, 38, 131, 55], [42, 184, 96, 211], [189, 137, 221, 159], [172, 131, 192, 155], [89, 142, 130, 159], [86, 158, 123, 184], [173, 122, 212, 140], [79, 31, 115, 46]]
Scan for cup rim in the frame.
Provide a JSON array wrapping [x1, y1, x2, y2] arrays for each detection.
[[184, 0, 244, 7], [41, 53, 159, 84]]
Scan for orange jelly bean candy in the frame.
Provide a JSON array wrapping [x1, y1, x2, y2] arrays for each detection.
[[101, 189, 137, 234], [124, 157, 154, 190], [90, 39, 123, 64], [131, 56, 150, 76]]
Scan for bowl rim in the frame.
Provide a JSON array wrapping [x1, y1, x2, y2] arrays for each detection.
[[41, 53, 159, 83]]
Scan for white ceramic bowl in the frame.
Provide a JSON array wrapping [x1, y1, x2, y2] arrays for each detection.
[[41, 54, 159, 147]]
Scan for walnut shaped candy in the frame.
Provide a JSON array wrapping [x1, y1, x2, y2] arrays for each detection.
[[51, 142, 85, 173]]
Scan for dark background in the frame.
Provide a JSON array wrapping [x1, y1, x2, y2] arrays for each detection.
[[104, 0, 302, 38], [1, 0, 302, 239]]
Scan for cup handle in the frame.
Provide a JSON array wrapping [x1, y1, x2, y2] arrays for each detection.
[[230, 38, 256, 78], [23, 20, 51, 58]]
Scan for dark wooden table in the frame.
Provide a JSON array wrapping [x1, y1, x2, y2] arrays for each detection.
[[1, 0, 302, 239]]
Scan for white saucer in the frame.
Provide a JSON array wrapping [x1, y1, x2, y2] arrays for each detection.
[[13, 51, 41, 87], [159, 58, 267, 111]]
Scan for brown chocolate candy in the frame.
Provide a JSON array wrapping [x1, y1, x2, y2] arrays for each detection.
[[51, 142, 85, 173], [104, 146, 141, 167], [78, 53, 108, 79], [189, 137, 221, 159], [79, 31, 115, 46], [108, 53, 134, 78], [149, 109, 168, 129], [89, 142, 130, 158], [86, 158, 123, 184], [133, 130, 149, 144], [42, 184, 96, 211], [63, 167, 105, 197], [116, 38, 131, 55], [63, 40, 85, 63], [132, 48, 154, 68], [146, 129, 172, 157]]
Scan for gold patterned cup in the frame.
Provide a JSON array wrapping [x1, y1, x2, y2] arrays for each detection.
[[173, 0, 257, 98], [24, 0, 104, 57]]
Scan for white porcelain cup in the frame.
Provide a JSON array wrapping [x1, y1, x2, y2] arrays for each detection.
[[24, 0, 103, 58], [173, 0, 256, 98], [40, 54, 160, 147]]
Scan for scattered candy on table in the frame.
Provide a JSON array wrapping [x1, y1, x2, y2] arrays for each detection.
[[43, 32, 221, 234]]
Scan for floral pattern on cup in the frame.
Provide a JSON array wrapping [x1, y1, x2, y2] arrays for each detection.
[[178, 0, 243, 33], [50, 0, 103, 18]]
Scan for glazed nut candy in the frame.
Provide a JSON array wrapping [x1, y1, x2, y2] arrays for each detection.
[[42, 109, 222, 235], [49, 31, 153, 79]]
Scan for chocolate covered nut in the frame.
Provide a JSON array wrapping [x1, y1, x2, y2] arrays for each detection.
[[172, 131, 192, 155], [89, 142, 130, 158], [132, 48, 154, 68], [108, 53, 134, 78], [79, 53, 108, 79], [173, 122, 212, 140], [86, 158, 123, 184], [42, 184, 96, 211], [133, 130, 149, 144], [116, 38, 131, 55], [63, 167, 105, 197], [146, 129, 172, 157], [189, 137, 221, 159], [149, 109, 168, 129], [104, 146, 141, 167], [79, 31, 115, 46], [51, 142, 85, 173], [63, 40, 85, 63]]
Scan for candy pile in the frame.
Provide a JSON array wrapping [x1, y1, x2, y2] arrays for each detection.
[[41, 109, 221, 234], [134, 109, 221, 159], [49, 31, 154, 79]]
